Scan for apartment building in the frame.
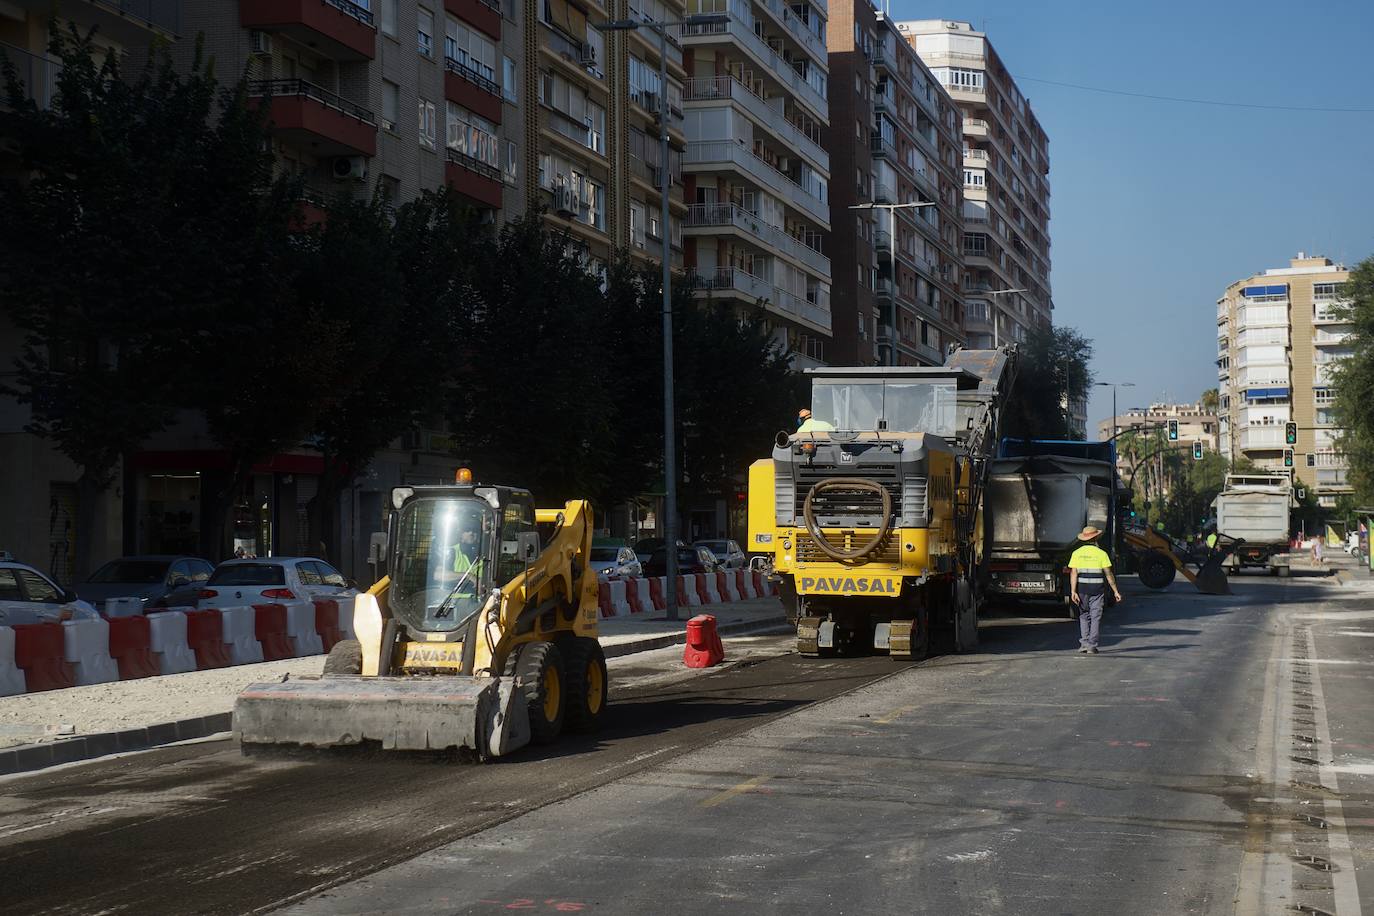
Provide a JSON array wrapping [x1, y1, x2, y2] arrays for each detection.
[[1097, 403, 1220, 484], [1217, 254, 1353, 508], [823, 3, 964, 367], [899, 20, 1050, 351], [678, 0, 833, 367]]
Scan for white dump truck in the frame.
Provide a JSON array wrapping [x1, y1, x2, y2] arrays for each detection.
[[1213, 474, 1293, 575]]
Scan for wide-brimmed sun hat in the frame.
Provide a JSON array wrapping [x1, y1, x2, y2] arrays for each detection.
[[1078, 526, 1103, 541]]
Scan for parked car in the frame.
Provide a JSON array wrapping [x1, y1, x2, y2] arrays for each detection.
[[633, 537, 665, 567], [694, 539, 747, 570], [75, 555, 215, 608], [194, 557, 357, 610], [643, 545, 719, 578], [0, 561, 99, 626], [590, 545, 643, 580]]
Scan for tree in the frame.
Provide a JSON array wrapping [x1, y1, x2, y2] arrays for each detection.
[[1200, 388, 1219, 413], [0, 29, 291, 574], [1000, 325, 1094, 440], [1332, 256, 1374, 503]]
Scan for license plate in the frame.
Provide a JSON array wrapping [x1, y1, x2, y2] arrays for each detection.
[[1023, 563, 1053, 571], [402, 641, 463, 668]]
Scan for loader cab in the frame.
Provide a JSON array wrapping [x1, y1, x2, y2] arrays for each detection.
[[385, 483, 540, 636]]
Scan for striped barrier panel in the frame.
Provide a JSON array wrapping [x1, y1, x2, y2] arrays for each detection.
[[219, 606, 264, 665], [677, 576, 702, 608], [0, 627, 26, 696], [62, 617, 119, 686], [607, 580, 632, 617], [105, 615, 160, 680], [648, 577, 667, 611], [716, 570, 741, 603], [597, 581, 614, 618], [696, 573, 720, 606], [736, 569, 757, 600], [284, 600, 324, 656], [12, 622, 75, 691]]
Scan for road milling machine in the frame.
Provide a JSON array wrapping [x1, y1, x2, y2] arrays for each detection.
[[748, 347, 1015, 659], [234, 472, 607, 759]]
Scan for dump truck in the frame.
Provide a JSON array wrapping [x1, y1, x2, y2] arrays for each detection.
[[747, 347, 1015, 660], [234, 472, 607, 759], [983, 439, 1116, 612], [1213, 474, 1293, 574]]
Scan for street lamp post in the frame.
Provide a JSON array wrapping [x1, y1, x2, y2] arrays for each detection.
[[978, 287, 1027, 347], [1095, 381, 1136, 551], [596, 13, 726, 621], [847, 200, 936, 365]]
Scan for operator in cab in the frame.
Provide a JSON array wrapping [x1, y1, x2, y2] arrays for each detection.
[[797, 407, 834, 434]]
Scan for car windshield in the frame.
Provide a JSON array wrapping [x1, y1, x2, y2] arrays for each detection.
[[390, 497, 494, 634], [590, 547, 620, 562], [88, 560, 170, 584], [810, 379, 957, 435], [209, 563, 285, 586], [697, 541, 726, 554]]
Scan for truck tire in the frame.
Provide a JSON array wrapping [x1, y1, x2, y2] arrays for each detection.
[[562, 638, 608, 733], [1138, 553, 1176, 590], [322, 639, 362, 677], [515, 641, 566, 745]]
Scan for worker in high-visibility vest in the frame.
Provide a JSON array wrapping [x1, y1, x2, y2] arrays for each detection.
[[1069, 526, 1122, 655]]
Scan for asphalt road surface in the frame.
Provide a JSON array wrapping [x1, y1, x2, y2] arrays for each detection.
[[4, 576, 1373, 916]]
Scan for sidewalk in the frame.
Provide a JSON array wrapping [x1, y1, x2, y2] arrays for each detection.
[[0, 597, 787, 776]]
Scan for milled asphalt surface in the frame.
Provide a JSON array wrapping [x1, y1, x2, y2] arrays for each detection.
[[3, 575, 1372, 915]]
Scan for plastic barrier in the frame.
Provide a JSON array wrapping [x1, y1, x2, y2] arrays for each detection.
[[145, 611, 197, 675], [683, 614, 725, 668], [677, 575, 702, 608], [0, 627, 26, 696], [626, 578, 651, 615], [696, 573, 721, 606], [648, 577, 667, 611], [752, 570, 775, 597], [336, 595, 356, 640], [219, 606, 265, 665], [62, 617, 119, 686], [283, 600, 324, 656], [252, 604, 295, 661], [105, 615, 160, 680], [185, 610, 232, 669], [597, 581, 614, 618], [717, 570, 741, 604], [12, 622, 75, 691], [736, 569, 758, 600], [312, 599, 344, 653], [607, 580, 632, 617], [104, 597, 145, 618]]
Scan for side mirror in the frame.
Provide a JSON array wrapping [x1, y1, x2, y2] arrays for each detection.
[[59, 588, 78, 604], [346, 578, 358, 590]]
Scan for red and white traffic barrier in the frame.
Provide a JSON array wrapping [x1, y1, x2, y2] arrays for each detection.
[[716, 570, 741, 603], [62, 617, 119, 686], [219, 606, 264, 665], [736, 569, 758, 600], [146, 610, 198, 675], [752, 570, 775, 597], [284, 599, 324, 656], [677, 575, 703, 608], [0, 627, 26, 696], [649, 577, 668, 611], [626, 578, 651, 614], [696, 573, 720, 606]]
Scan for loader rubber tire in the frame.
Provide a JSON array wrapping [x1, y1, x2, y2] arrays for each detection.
[[322, 639, 362, 677], [562, 638, 608, 734], [516, 641, 566, 745], [1138, 553, 1176, 590]]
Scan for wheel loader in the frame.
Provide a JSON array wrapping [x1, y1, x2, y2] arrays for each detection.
[[233, 471, 608, 759]]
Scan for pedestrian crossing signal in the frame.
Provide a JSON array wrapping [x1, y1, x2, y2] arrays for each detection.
[[1284, 448, 1294, 468], [1285, 421, 1297, 445], [1192, 441, 1203, 460], [1167, 419, 1179, 440]]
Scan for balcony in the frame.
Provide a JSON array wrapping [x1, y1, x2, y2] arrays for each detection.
[[680, 15, 828, 120], [247, 79, 376, 156], [240, 0, 376, 60], [688, 267, 831, 333], [1314, 302, 1351, 323], [444, 0, 501, 45], [0, 41, 59, 110], [1239, 426, 1285, 450], [683, 76, 827, 173], [754, 0, 828, 66], [446, 54, 503, 122], [684, 140, 828, 225], [445, 148, 502, 208], [870, 132, 896, 159], [684, 203, 830, 277], [963, 117, 989, 138]]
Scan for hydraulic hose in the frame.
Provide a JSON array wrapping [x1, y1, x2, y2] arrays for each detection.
[[802, 478, 894, 562]]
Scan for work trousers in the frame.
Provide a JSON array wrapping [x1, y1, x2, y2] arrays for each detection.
[[1077, 590, 1106, 648]]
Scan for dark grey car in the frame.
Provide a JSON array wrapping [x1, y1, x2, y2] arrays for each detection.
[[75, 556, 215, 610]]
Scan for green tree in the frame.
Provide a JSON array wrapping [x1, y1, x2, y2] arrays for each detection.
[[1001, 325, 1094, 440], [1332, 256, 1374, 502]]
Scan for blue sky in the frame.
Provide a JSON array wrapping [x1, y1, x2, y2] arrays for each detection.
[[891, 0, 1374, 429]]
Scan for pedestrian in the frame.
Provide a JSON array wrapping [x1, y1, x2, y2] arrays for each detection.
[[1069, 525, 1122, 655], [1312, 537, 1324, 567]]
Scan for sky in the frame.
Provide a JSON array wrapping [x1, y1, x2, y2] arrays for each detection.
[[888, 0, 1374, 432]]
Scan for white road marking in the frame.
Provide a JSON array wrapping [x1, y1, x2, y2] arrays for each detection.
[[944, 849, 993, 863], [1304, 627, 1364, 916]]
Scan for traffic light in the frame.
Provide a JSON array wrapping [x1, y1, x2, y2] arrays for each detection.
[[1285, 421, 1298, 445], [1192, 441, 1203, 460], [1167, 419, 1179, 441], [1284, 448, 1294, 468]]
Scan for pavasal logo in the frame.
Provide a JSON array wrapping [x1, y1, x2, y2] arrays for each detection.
[[798, 576, 899, 594], [405, 646, 461, 665]]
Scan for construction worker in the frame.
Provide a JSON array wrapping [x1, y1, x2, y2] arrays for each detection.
[[1069, 525, 1122, 655], [797, 407, 834, 434], [452, 525, 484, 581], [1205, 527, 1219, 553]]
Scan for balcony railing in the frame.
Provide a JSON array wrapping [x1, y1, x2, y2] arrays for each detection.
[[0, 41, 60, 109], [756, 0, 828, 64], [325, 0, 373, 24], [446, 146, 501, 183], [687, 267, 830, 331], [248, 78, 375, 125], [683, 76, 826, 169], [684, 203, 829, 276], [94, 0, 180, 33], [870, 132, 896, 157], [446, 54, 500, 97], [679, 15, 828, 117], [684, 140, 828, 224]]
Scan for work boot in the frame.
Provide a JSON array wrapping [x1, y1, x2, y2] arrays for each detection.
[[1089, 647, 1100, 655], [1077, 646, 1089, 654]]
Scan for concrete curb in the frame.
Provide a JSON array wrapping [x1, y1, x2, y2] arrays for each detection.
[[0, 617, 792, 778]]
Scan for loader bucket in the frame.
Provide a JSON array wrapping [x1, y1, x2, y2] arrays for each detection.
[[234, 674, 530, 759], [1193, 554, 1232, 596]]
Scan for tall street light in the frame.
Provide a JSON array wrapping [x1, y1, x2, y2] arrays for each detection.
[[596, 12, 727, 621], [977, 287, 1027, 347], [1096, 380, 1136, 550], [848, 200, 935, 365]]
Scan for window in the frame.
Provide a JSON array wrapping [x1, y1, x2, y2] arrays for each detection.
[[297, 562, 323, 586], [382, 80, 399, 132], [18, 570, 60, 601], [932, 67, 983, 92], [317, 563, 348, 587], [418, 7, 434, 56], [419, 98, 436, 149], [505, 140, 518, 183], [0, 570, 19, 601], [380, 0, 397, 36], [446, 17, 497, 84], [503, 56, 518, 102], [446, 101, 499, 170], [963, 168, 985, 188]]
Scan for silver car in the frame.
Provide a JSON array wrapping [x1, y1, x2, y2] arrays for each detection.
[[0, 561, 99, 625], [76, 555, 215, 607], [695, 539, 747, 569], [590, 545, 643, 580]]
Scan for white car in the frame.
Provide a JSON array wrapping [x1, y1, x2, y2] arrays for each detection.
[[0, 561, 100, 626], [195, 557, 357, 609], [590, 545, 643, 580]]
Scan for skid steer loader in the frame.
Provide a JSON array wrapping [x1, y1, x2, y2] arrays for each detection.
[[233, 471, 607, 759]]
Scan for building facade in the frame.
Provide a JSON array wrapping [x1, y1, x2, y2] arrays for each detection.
[[1097, 403, 1220, 488], [1216, 254, 1353, 508], [899, 20, 1050, 351], [823, 2, 964, 367]]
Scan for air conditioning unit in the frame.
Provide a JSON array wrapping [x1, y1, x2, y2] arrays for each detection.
[[249, 30, 273, 55], [554, 185, 578, 217], [579, 44, 597, 67], [332, 156, 367, 180]]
